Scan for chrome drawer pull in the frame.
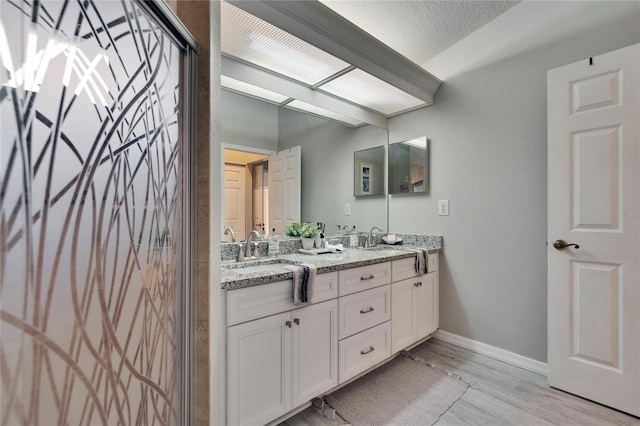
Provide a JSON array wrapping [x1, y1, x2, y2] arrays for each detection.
[[360, 275, 375, 281], [360, 307, 375, 314], [360, 346, 375, 355]]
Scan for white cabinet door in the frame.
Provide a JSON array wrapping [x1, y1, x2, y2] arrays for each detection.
[[227, 312, 291, 426], [228, 299, 340, 425], [391, 278, 416, 354], [392, 271, 439, 354], [291, 300, 338, 407], [416, 271, 438, 340]]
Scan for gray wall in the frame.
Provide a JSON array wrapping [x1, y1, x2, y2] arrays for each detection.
[[388, 13, 640, 362], [221, 90, 278, 151], [278, 108, 388, 235]]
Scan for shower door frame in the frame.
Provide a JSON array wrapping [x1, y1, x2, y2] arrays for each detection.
[[134, 2, 199, 424]]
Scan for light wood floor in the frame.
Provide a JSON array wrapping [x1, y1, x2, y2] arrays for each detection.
[[280, 339, 640, 426]]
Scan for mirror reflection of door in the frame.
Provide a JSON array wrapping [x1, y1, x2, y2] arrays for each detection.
[[224, 164, 247, 238], [224, 149, 270, 240], [269, 146, 301, 235], [252, 162, 269, 233]]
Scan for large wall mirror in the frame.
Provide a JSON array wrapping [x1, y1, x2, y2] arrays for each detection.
[[354, 146, 385, 197], [221, 90, 389, 240], [388, 136, 429, 194]]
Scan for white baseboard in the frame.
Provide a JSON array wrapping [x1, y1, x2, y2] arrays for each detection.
[[433, 330, 548, 377]]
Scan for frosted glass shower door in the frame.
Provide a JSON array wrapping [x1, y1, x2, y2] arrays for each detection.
[[0, 1, 194, 424]]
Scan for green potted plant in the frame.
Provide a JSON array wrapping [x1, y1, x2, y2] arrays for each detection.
[[285, 222, 319, 249]]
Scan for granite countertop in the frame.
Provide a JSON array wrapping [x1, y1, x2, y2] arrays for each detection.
[[221, 245, 440, 290]]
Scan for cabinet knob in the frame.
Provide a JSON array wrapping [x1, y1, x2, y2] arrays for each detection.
[[293, 318, 300, 325], [285, 321, 292, 328]]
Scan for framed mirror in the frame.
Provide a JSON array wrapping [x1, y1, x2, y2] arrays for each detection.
[[388, 136, 428, 194], [354, 146, 386, 197]]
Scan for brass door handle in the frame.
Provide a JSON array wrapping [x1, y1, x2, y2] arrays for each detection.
[[553, 239, 580, 250]]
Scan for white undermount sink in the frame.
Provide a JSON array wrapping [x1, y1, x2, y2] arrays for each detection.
[[222, 258, 295, 274]]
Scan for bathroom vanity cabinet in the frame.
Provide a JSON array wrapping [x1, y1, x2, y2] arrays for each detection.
[[224, 251, 439, 426], [337, 263, 392, 383], [391, 253, 439, 354], [226, 273, 339, 426]]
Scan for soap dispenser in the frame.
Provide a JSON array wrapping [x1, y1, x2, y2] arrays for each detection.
[[268, 228, 279, 257], [349, 225, 358, 248]]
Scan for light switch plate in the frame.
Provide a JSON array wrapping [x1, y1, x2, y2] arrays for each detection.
[[344, 203, 351, 216], [438, 200, 449, 216]]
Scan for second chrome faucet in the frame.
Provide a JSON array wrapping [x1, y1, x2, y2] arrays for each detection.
[[238, 230, 261, 262]]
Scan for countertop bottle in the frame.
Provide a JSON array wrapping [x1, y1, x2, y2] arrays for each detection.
[[268, 228, 279, 257], [349, 225, 358, 248]]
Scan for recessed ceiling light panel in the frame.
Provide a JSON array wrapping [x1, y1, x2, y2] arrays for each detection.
[[221, 1, 350, 86], [319, 68, 425, 115], [221, 75, 290, 104]]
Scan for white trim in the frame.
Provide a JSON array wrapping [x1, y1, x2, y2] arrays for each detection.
[[222, 143, 276, 156], [433, 330, 548, 377]]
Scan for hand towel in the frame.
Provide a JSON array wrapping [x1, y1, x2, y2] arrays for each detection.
[[407, 248, 428, 275], [284, 263, 316, 305]]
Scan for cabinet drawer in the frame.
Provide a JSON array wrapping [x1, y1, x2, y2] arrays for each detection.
[[338, 262, 391, 296], [392, 257, 418, 282], [227, 272, 338, 325], [315, 271, 339, 302], [338, 321, 391, 383], [338, 285, 390, 339], [428, 252, 439, 272]]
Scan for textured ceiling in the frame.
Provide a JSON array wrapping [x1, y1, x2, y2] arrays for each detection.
[[319, 0, 518, 67]]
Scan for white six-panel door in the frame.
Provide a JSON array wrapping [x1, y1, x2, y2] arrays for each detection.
[[269, 146, 301, 235], [547, 43, 639, 416], [224, 164, 246, 238]]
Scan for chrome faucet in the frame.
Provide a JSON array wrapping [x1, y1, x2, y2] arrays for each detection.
[[245, 230, 261, 258], [224, 228, 236, 243], [368, 226, 383, 247]]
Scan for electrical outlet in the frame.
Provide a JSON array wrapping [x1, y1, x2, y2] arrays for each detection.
[[344, 203, 351, 216], [438, 200, 449, 216]]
